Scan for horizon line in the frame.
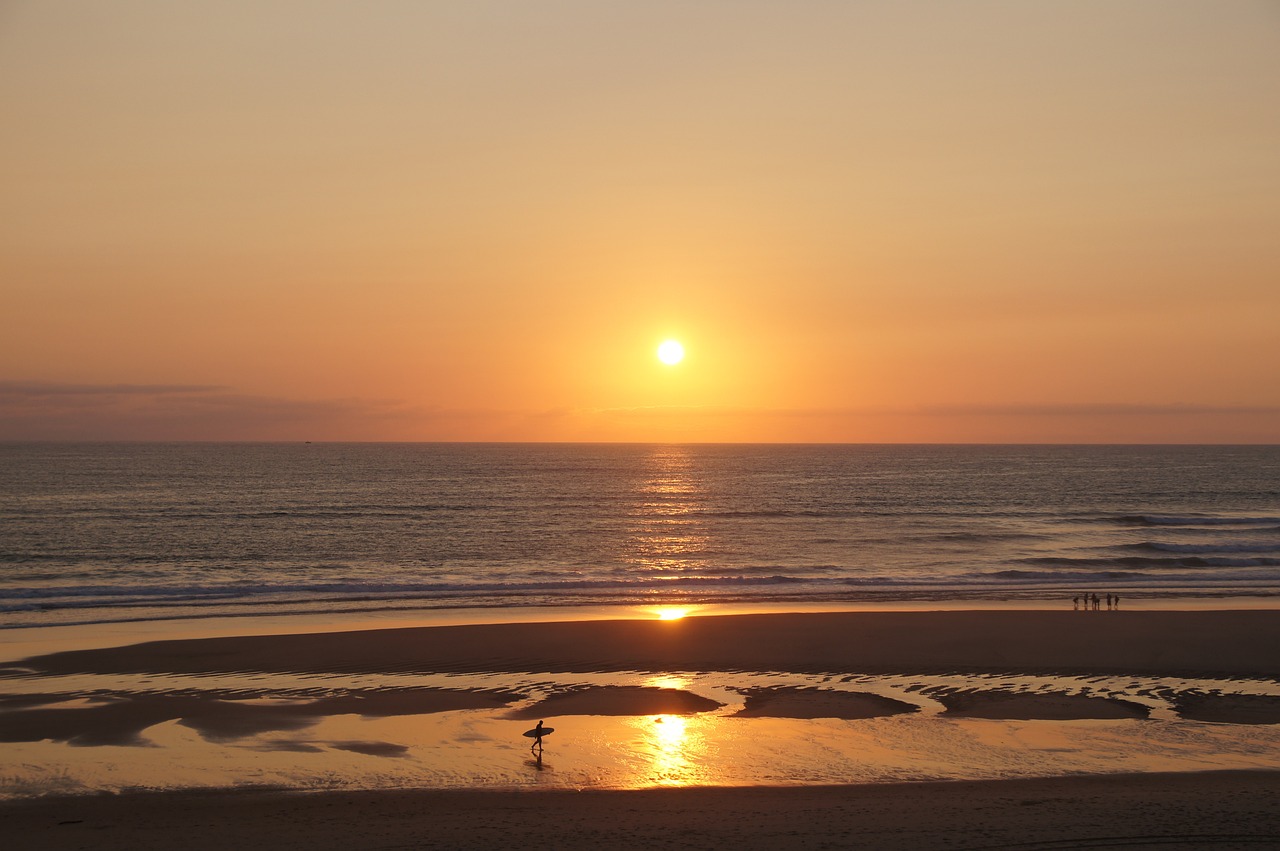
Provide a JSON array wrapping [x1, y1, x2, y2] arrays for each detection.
[[3, 439, 1277, 448]]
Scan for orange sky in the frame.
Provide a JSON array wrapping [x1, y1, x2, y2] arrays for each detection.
[[2, 1, 1278, 442]]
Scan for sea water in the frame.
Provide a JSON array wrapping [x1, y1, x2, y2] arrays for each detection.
[[1, 443, 1278, 629]]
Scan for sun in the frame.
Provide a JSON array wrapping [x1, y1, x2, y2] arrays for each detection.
[[657, 339, 685, 365]]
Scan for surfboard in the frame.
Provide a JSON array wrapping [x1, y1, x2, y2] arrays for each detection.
[[523, 727, 554, 738]]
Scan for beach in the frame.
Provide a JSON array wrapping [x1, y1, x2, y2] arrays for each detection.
[[3, 609, 1280, 847], [6, 771, 1280, 850], [6, 0, 1280, 841], [17, 609, 1280, 679]]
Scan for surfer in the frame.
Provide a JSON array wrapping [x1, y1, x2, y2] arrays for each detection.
[[522, 720, 553, 750]]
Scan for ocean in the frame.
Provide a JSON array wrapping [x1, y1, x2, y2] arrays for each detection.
[[1, 443, 1278, 628]]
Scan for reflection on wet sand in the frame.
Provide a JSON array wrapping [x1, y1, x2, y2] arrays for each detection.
[[644, 714, 695, 787], [6, 606, 1280, 799], [643, 674, 691, 692], [506, 685, 721, 720], [605, 712, 720, 789], [3, 668, 1280, 798]]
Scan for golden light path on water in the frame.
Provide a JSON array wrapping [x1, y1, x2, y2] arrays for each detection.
[[626, 446, 712, 614]]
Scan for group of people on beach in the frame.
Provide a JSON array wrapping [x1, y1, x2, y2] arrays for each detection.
[[1073, 593, 1119, 610]]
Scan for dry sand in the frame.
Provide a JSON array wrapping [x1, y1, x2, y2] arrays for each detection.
[[4, 771, 1278, 851]]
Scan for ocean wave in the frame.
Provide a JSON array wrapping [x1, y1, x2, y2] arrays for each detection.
[[0, 575, 821, 613], [1115, 514, 1280, 527], [0, 504, 490, 522], [910, 531, 1048, 544], [984, 569, 1147, 581], [974, 568, 1280, 586], [1020, 555, 1280, 569], [8, 568, 1275, 617], [6, 572, 1280, 623], [1121, 541, 1280, 555]]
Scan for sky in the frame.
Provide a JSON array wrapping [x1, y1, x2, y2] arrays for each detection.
[[2, 1, 1278, 443]]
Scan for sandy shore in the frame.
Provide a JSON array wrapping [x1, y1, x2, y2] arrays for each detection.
[[5, 610, 1280, 750], [13, 610, 1280, 679], [4, 609, 1280, 829], [4, 771, 1278, 850]]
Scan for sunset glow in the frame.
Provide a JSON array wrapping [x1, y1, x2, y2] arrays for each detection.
[[4, 5, 1279, 839], [1, 3, 1276, 443]]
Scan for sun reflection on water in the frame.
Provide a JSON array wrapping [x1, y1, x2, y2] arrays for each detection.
[[647, 714, 693, 786], [614, 711, 725, 788], [653, 714, 687, 747], [652, 606, 692, 620], [643, 674, 691, 691], [625, 446, 712, 578]]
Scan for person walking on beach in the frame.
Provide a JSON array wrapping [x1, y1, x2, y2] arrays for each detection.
[[531, 720, 546, 750], [1073, 595, 1079, 610]]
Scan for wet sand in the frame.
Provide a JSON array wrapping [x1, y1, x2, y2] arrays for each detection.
[[735, 686, 919, 719], [1171, 692, 1280, 725], [5, 610, 1280, 747], [4, 771, 1278, 851], [932, 688, 1150, 720], [14, 610, 1280, 680], [3, 609, 1280, 847], [506, 685, 723, 719], [0, 687, 522, 747]]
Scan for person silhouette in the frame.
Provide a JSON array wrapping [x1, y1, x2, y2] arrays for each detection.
[[531, 719, 546, 750]]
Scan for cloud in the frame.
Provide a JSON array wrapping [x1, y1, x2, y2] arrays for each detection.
[[0, 380, 417, 441], [0, 381, 226, 397], [3, 383, 1277, 442], [583, 402, 1280, 419], [564, 402, 1280, 443], [901, 403, 1280, 418]]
